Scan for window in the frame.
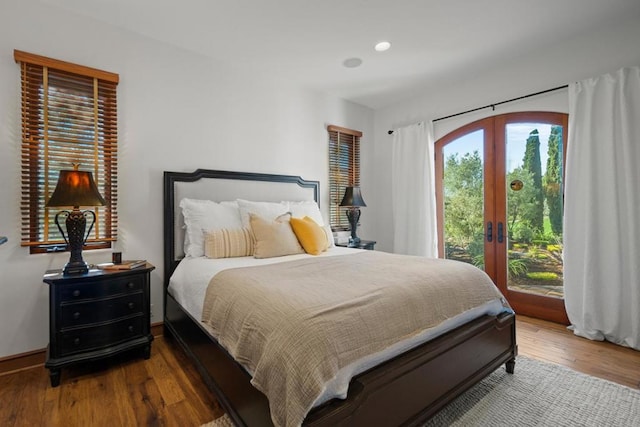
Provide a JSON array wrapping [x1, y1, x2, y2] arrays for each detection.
[[14, 50, 119, 254], [328, 125, 362, 229]]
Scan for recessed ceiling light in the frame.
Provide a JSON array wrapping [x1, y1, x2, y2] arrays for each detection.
[[343, 57, 363, 68], [375, 41, 391, 52]]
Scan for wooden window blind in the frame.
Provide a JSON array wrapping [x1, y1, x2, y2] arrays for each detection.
[[328, 125, 362, 229], [14, 50, 119, 254]]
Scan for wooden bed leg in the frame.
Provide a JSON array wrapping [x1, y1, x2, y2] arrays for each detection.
[[505, 358, 516, 374]]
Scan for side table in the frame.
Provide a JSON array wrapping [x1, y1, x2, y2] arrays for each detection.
[[43, 264, 154, 387], [335, 239, 376, 250]]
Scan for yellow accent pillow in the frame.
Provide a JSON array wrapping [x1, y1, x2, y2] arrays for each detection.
[[290, 216, 329, 255]]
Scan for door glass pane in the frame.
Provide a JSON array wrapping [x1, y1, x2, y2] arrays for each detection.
[[442, 130, 485, 270], [505, 123, 564, 297]]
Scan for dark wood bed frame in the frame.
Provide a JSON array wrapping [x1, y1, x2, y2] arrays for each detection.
[[163, 169, 517, 427]]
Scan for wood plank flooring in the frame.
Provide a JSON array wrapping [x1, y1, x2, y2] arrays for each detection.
[[0, 335, 223, 427], [516, 315, 640, 389], [1, 316, 638, 426]]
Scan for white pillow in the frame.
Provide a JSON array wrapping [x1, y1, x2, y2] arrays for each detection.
[[237, 199, 290, 228], [220, 200, 239, 209], [286, 200, 325, 226], [324, 225, 335, 247], [179, 198, 243, 257]]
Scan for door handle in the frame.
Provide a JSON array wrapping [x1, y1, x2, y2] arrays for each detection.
[[498, 222, 504, 243], [487, 222, 493, 242]]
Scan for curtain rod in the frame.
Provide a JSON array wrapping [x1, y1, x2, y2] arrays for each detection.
[[387, 84, 569, 134]]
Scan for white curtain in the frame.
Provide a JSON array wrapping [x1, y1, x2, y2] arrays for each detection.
[[391, 121, 437, 257], [564, 66, 640, 350]]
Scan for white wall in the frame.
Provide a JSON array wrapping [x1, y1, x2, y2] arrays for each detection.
[[365, 14, 640, 252], [0, 0, 373, 358]]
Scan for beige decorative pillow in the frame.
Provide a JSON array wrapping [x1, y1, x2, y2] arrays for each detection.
[[204, 228, 255, 258], [249, 213, 305, 259]]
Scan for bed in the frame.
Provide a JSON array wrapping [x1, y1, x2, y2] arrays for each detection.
[[163, 168, 517, 427]]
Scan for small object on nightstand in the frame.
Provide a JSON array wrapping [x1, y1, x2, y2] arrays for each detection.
[[43, 264, 154, 387], [97, 259, 147, 270], [332, 230, 351, 246], [336, 239, 376, 250]]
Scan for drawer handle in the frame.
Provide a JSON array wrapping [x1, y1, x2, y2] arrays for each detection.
[[128, 325, 134, 333], [128, 302, 135, 310], [72, 290, 81, 297], [73, 338, 81, 346], [127, 282, 134, 289], [73, 312, 80, 320]]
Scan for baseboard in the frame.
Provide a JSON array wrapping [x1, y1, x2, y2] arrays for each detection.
[[0, 348, 46, 376], [0, 321, 165, 376], [151, 322, 164, 338]]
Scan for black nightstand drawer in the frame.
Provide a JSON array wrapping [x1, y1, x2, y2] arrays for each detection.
[[44, 265, 155, 386], [60, 293, 144, 327], [59, 315, 144, 356], [59, 275, 143, 301]]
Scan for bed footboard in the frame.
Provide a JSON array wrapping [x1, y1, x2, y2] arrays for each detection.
[[165, 293, 516, 427], [307, 312, 516, 426]]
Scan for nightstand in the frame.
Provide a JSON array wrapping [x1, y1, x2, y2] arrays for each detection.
[[336, 239, 376, 250], [43, 264, 154, 387]]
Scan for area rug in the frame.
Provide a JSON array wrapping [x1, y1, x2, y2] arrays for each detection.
[[201, 355, 640, 426]]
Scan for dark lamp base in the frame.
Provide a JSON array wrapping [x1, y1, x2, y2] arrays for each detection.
[[62, 261, 90, 275], [346, 207, 362, 244], [53, 208, 96, 276], [348, 237, 361, 247]]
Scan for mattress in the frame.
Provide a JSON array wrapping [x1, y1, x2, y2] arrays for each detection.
[[168, 248, 509, 409]]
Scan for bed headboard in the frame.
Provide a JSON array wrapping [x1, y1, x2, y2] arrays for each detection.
[[163, 169, 319, 287]]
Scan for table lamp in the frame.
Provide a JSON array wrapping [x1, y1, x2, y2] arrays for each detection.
[[339, 186, 366, 246], [46, 166, 106, 275]]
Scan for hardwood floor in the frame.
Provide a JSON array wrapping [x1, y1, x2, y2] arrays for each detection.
[[0, 335, 223, 427], [516, 315, 640, 389], [0, 316, 638, 426]]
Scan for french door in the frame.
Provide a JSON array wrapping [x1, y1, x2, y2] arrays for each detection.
[[435, 112, 569, 323]]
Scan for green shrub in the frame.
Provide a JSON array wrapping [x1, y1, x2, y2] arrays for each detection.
[[512, 223, 534, 243], [547, 244, 562, 253], [472, 254, 485, 270], [526, 272, 558, 280], [533, 229, 554, 242], [467, 234, 485, 259], [508, 258, 528, 278], [532, 239, 549, 248]]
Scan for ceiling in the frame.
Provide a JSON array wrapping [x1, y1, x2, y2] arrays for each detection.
[[44, 0, 640, 109]]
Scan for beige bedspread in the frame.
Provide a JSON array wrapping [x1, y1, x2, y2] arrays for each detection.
[[201, 251, 506, 427]]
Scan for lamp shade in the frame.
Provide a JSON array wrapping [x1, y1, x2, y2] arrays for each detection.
[[46, 170, 106, 208], [339, 186, 367, 207]]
